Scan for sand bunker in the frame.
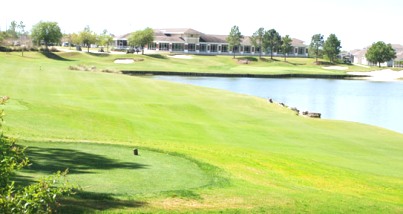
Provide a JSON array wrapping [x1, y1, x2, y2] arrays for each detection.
[[322, 66, 348, 70], [348, 69, 403, 81], [114, 59, 134, 64], [168, 55, 193, 59]]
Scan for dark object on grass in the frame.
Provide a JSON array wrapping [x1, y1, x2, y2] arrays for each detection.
[[302, 111, 321, 118], [133, 148, 139, 156]]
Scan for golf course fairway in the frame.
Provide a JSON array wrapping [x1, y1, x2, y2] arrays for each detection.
[[0, 52, 402, 213]]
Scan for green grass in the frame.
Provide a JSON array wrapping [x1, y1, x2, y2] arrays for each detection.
[[22, 50, 379, 75], [1, 51, 402, 213], [17, 141, 217, 196]]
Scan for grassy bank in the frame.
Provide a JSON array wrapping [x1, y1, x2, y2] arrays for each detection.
[[9, 50, 376, 75], [1, 52, 402, 213]]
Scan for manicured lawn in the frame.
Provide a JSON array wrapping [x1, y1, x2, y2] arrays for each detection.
[[27, 50, 376, 75], [18, 141, 215, 196], [1, 51, 402, 213]]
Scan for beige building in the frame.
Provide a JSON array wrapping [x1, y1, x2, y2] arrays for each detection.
[[114, 28, 309, 57], [351, 44, 403, 67]]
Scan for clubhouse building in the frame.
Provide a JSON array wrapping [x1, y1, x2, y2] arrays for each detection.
[[113, 28, 309, 57]]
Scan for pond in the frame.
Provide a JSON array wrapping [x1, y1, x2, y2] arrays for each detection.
[[146, 76, 403, 134]]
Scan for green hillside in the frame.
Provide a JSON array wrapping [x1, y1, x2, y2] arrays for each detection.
[[0, 52, 402, 213]]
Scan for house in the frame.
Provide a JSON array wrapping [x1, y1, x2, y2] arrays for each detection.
[[351, 44, 403, 67], [113, 28, 309, 57]]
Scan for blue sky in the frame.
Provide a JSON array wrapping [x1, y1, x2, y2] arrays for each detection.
[[1, 0, 402, 50]]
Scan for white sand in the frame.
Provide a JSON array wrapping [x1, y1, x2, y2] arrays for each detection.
[[114, 59, 134, 64], [348, 69, 403, 81], [322, 66, 349, 70], [353, 63, 370, 68], [168, 55, 193, 59]]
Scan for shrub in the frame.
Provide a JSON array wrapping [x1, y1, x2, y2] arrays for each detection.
[[0, 96, 75, 213], [0, 46, 11, 52], [68, 64, 97, 72]]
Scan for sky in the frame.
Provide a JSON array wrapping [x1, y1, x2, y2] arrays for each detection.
[[1, 0, 402, 51]]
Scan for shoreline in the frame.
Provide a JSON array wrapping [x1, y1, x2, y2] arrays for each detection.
[[122, 70, 369, 79], [347, 69, 403, 81]]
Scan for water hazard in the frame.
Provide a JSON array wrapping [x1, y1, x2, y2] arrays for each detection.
[[146, 76, 403, 134]]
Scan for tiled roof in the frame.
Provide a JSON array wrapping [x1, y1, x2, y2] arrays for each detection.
[[291, 38, 307, 47], [396, 51, 403, 61], [392, 44, 403, 49], [351, 49, 367, 57], [114, 33, 131, 40], [155, 28, 202, 35], [200, 34, 227, 43], [154, 35, 184, 42]]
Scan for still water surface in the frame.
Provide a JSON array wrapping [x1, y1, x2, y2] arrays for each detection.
[[148, 76, 403, 133]]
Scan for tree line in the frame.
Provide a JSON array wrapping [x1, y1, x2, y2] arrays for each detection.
[[0, 21, 397, 65], [0, 20, 156, 55], [226, 25, 342, 63]]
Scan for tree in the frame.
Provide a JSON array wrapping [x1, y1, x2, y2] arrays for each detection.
[[281, 35, 293, 62], [250, 27, 265, 59], [0, 96, 74, 213], [127, 27, 154, 55], [323, 34, 342, 63], [79, 26, 97, 53], [6, 21, 18, 39], [309, 34, 324, 64], [263, 29, 282, 59], [71, 33, 80, 47], [365, 41, 397, 67], [226, 25, 243, 59], [0, 32, 4, 44], [31, 21, 62, 50], [17, 21, 26, 56], [97, 29, 114, 52]]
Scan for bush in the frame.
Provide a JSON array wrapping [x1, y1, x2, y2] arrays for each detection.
[[0, 96, 75, 213], [50, 47, 59, 52], [0, 46, 11, 52], [68, 64, 97, 72], [30, 47, 39, 52]]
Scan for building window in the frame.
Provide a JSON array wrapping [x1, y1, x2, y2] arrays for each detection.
[[172, 43, 184, 51], [148, 42, 157, 50], [118, 40, 127, 47], [188, 44, 196, 52], [200, 44, 207, 52], [210, 44, 218, 52], [160, 43, 169, 51], [221, 45, 228, 52], [288, 46, 294, 54], [244, 46, 251, 53]]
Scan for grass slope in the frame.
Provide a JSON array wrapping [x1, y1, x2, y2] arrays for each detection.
[[1, 52, 402, 213], [31, 50, 375, 75]]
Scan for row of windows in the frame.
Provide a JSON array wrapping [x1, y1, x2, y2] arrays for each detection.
[[147, 43, 307, 54]]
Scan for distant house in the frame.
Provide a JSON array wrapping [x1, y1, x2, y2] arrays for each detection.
[[351, 44, 403, 67], [113, 28, 309, 57]]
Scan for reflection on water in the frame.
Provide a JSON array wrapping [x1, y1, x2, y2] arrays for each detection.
[[147, 76, 403, 133]]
